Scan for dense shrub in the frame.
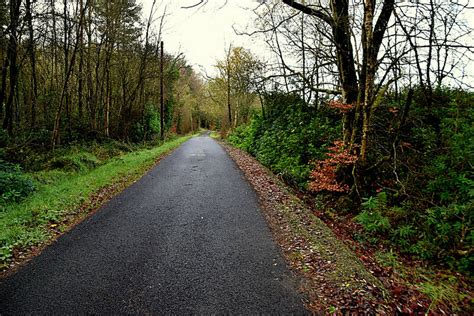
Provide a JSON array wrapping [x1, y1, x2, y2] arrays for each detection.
[[356, 88, 474, 274], [356, 192, 391, 237], [229, 88, 473, 275], [229, 93, 340, 188], [131, 103, 161, 142], [356, 190, 473, 274], [0, 160, 35, 204], [227, 118, 261, 153]]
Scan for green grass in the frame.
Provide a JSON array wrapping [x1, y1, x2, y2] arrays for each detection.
[[0, 135, 192, 267], [209, 130, 221, 139], [418, 277, 467, 312], [374, 249, 470, 312]]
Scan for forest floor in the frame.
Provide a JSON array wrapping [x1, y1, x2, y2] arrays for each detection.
[[221, 142, 473, 314]]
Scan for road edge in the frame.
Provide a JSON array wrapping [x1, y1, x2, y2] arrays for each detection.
[[1, 136, 193, 279], [219, 141, 392, 313]]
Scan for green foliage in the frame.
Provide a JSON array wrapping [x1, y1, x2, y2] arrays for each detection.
[[356, 192, 391, 238], [131, 103, 161, 142], [227, 117, 261, 152], [0, 159, 35, 204], [0, 129, 9, 147], [357, 190, 473, 273], [421, 203, 473, 269], [48, 152, 100, 172], [229, 87, 473, 276], [1, 245, 13, 263], [423, 107, 473, 204], [418, 277, 467, 312], [375, 250, 401, 269], [228, 92, 340, 188], [165, 95, 176, 132], [143, 103, 161, 138], [391, 224, 416, 249], [354, 88, 474, 275]]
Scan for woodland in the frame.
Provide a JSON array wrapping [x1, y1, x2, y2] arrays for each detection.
[[0, 0, 473, 312]]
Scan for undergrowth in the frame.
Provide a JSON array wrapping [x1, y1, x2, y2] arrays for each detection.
[[228, 93, 340, 188], [227, 88, 473, 312]]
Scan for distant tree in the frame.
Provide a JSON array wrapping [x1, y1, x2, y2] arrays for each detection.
[[215, 46, 263, 128]]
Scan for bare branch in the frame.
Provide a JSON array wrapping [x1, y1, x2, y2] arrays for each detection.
[[181, 1, 206, 9], [282, 0, 333, 27]]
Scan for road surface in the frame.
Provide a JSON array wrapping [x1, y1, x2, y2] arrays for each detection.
[[0, 134, 305, 314]]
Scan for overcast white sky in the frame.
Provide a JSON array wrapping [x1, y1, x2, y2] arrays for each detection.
[[140, 0, 265, 76], [140, 0, 474, 85]]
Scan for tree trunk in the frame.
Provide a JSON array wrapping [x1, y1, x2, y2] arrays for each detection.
[[2, 0, 21, 135], [330, 0, 358, 104], [26, 0, 39, 129], [360, 0, 376, 162], [51, 3, 81, 147], [104, 66, 110, 137], [160, 41, 164, 140], [86, 1, 96, 131], [330, 0, 359, 143], [78, 0, 85, 121], [0, 53, 9, 119], [227, 59, 232, 127], [283, 0, 395, 154]]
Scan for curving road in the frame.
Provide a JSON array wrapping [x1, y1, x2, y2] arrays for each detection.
[[0, 134, 305, 314]]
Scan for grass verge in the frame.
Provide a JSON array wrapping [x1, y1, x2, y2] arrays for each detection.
[[1, 135, 192, 272], [209, 130, 221, 139]]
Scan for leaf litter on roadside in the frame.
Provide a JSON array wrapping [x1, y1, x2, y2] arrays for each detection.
[[222, 143, 392, 313], [223, 143, 473, 314]]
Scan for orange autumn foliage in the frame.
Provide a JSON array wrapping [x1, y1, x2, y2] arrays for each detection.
[[328, 100, 354, 113], [308, 141, 358, 193]]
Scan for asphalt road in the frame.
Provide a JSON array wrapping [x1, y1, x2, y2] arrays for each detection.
[[0, 134, 305, 314]]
